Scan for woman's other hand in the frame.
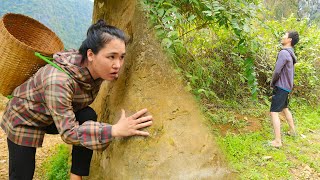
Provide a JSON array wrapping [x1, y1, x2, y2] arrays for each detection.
[[111, 108, 153, 137]]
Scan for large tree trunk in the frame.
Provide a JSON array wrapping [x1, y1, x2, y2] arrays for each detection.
[[88, 0, 234, 179]]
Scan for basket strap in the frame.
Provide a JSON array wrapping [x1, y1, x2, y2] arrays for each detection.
[[35, 52, 71, 77], [6, 52, 71, 99]]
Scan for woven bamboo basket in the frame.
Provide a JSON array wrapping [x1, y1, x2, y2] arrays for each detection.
[[0, 13, 64, 96]]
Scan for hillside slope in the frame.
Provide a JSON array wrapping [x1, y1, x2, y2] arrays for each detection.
[[0, 0, 93, 49]]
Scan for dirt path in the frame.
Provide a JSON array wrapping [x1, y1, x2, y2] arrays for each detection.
[[0, 111, 64, 180], [290, 131, 320, 179]]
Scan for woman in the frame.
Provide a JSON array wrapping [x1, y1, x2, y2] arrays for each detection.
[[0, 20, 153, 180]]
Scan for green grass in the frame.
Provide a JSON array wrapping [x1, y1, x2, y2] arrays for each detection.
[[40, 144, 71, 180], [216, 102, 320, 179]]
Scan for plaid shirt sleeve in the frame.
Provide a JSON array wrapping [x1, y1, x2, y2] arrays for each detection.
[[44, 74, 113, 150]]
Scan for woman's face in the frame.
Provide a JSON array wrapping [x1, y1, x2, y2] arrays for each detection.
[[87, 38, 126, 80]]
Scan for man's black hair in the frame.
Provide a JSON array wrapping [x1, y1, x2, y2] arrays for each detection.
[[288, 31, 299, 47]]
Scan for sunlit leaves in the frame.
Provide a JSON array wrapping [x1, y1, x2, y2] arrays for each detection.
[[142, 0, 262, 100]]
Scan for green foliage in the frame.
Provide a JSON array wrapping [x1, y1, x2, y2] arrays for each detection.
[[290, 99, 320, 132], [253, 15, 320, 103], [41, 144, 71, 180], [142, 0, 261, 101], [262, 0, 298, 20], [0, 0, 93, 49]]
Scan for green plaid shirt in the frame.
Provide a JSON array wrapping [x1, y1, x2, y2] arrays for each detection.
[[1, 50, 112, 150]]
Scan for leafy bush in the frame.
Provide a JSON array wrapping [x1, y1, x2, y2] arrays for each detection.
[[142, 0, 260, 101]]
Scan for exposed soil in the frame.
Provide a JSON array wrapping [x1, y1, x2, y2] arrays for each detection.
[[0, 111, 64, 180], [214, 114, 263, 136], [214, 111, 293, 136]]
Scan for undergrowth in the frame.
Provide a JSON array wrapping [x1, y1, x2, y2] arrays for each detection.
[[40, 144, 71, 180]]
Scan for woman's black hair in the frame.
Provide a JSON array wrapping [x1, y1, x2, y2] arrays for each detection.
[[79, 19, 127, 63]]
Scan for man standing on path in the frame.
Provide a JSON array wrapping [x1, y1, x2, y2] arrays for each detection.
[[270, 31, 299, 148]]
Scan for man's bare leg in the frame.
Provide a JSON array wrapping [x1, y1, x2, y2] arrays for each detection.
[[270, 112, 282, 147], [283, 108, 296, 135], [70, 173, 82, 180]]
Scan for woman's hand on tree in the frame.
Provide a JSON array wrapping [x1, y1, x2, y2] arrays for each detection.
[[111, 108, 153, 137]]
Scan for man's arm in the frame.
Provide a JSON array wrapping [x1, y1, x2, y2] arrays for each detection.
[[270, 50, 289, 87]]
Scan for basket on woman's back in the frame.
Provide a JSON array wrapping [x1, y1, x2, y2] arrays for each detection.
[[0, 13, 64, 96]]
